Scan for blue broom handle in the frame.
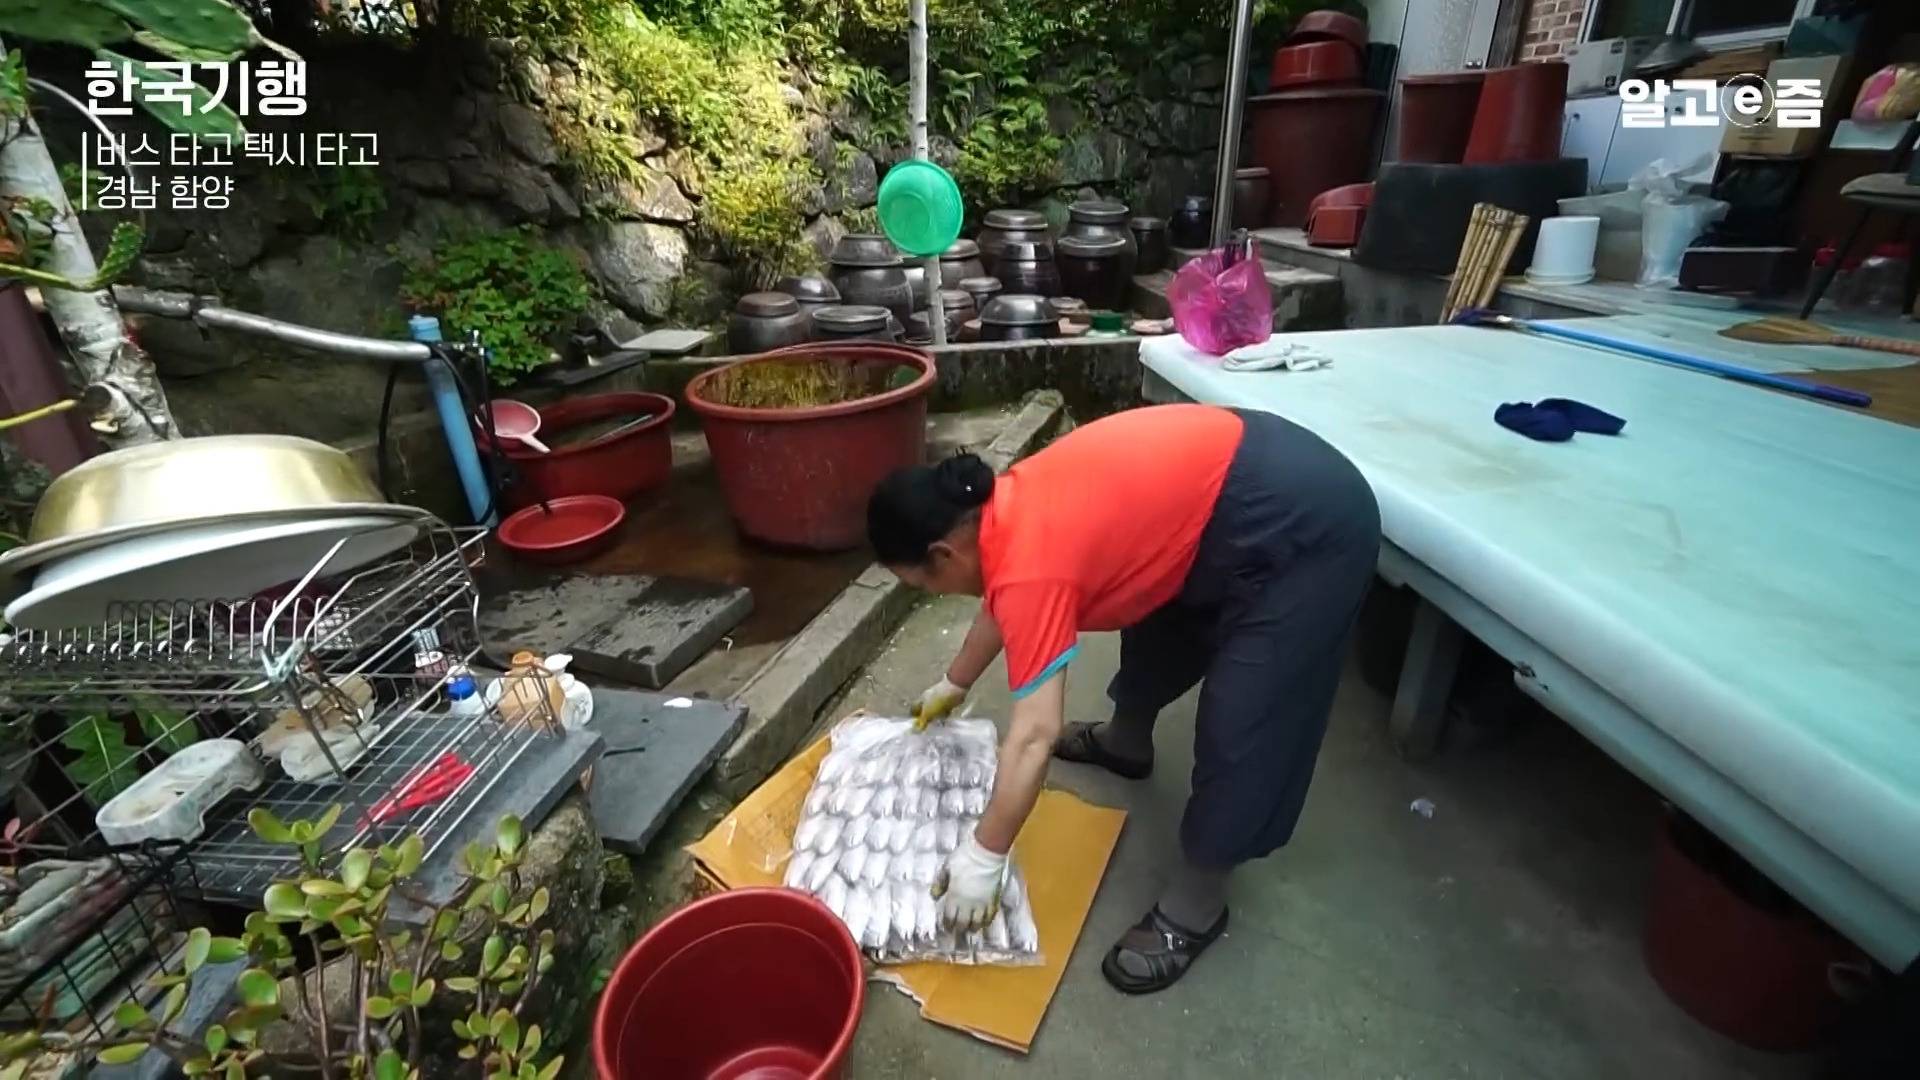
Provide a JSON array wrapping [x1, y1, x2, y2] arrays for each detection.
[[1524, 320, 1874, 409]]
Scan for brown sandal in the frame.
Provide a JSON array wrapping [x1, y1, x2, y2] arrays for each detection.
[[1101, 905, 1229, 994], [1052, 722, 1153, 780]]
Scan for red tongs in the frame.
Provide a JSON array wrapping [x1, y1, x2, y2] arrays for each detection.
[[362, 752, 474, 827]]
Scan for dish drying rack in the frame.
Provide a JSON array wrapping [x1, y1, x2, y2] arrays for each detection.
[[0, 519, 565, 903]]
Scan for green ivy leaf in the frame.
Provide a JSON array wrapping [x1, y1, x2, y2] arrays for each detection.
[[301, 878, 349, 898], [60, 714, 140, 803], [97, 0, 253, 53], [445, 975, 479, 994], [412, 979, 435, 1007], [204, 1025, 228, 1056], [206, 936, 246, 964], [111, 1000, 150, 1030], [236, 969, 278, 1008], [489, 882, 509, 916], [496, 816, 524, 858], [248, 809, 292, 844], [183, 926, 212, 972], [523, 1025, 542, 1059], [312, 805, 343, 836], [160, 982, 188, 1024], [389, 970, 415, 996], [97, 1043, 150, 1066], [433, 909, 461, 941], [537, 1057, 564, 1080], [341, 849, 373, 892], [131, 28, 240, 62], [396, 834, 425, 877], [492, 1010, 520, 1054], [441, 941, 464, 962], [375, 1049, 408, 1080], [527, 887, 550, 923], [365, 995, 395, 1020], [481, 935, 504, 976], [225, 1059, 244, 1080], [263, 883, 305, 920]]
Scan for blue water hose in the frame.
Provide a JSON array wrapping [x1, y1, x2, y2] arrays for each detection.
[[407, 315, 497, 526]]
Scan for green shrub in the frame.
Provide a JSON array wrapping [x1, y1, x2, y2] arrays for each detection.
[[400, 229, 589, 382]]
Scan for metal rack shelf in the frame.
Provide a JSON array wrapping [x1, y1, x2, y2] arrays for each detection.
[[0, 521, 564, 902]]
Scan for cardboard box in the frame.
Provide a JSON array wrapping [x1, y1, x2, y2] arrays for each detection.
[[686, 728, 1126, 1053], [1719, 54, 1855, 159]]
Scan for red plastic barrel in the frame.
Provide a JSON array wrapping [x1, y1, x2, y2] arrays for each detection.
[[1642, 812, 1867, 1052], [1246, 88, 1386, 227], [684, 343, 934, 551], [1397, 71, 1486, 163], [594, 888, 866, 1080], [1462, 62, 1568, 164], [489, 391, 675, 510]]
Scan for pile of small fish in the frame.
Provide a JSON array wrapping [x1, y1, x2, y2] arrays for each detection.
[[784, 715, 1042, 965]]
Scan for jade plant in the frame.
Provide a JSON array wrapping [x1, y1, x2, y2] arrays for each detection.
[[0, 809, 565, 1080]]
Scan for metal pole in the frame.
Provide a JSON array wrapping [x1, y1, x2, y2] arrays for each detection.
[[908, 0, 948, 345], [1210, 0, 1259, 247]]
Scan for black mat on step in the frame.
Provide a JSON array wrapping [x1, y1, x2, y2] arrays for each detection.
[[480, 573, 753, 689]]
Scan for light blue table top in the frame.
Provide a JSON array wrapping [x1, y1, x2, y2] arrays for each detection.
[[1141, 325, 1920, 930]]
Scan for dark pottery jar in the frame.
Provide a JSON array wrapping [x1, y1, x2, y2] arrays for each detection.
[[976, 209, 1050, 266], [1062, 200, 1137, 281], [957, 275, 1003, 313], [905, 313, 934, 344], [775, 274, 841, 322], [1056, 234, 1130, 311], [1170, 195, 1214, 249], [901, 263, 931, 311], [728, 292, 811, 354], [978, 293, 1056, 342], [828, 233, 912, 324], [1130, 217, 1170, 274], [939, 288, 976, 335], [992, 240, 1060, 297], [809, 304, 897, 342], [1233, 167, 1272, 229], [940, 239, 989, 286]]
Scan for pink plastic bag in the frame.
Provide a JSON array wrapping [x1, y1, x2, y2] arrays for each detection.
[[1168, 248, 1272, 355]]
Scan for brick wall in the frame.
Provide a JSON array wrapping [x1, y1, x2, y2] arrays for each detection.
[[1520, 0, 1589, 60]]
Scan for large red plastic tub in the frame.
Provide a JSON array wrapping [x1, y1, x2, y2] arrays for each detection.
[[489, 391, 675, 509], [1247, 88, 1386, 227], [1397, 71, 1486, 163], [685, 342, 934, 551], [1643, 812, 1867, 1052], [1463, 62, 1568, 164], [594, 888, 865, 1080]]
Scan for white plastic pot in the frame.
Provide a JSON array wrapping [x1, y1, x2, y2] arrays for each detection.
[[1528, 215, 1601, 286], [95, 739, 266, 847]]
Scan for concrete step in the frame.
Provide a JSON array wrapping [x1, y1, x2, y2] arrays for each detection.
[[1130, 255, 1344, 332]]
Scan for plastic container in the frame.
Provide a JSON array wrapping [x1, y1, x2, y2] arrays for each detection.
[[1304, 182, 1374, 248], [877, 160, 964, 257], [95, 739, 265, 847], [1854, 242, 1912, 316], [1463, 62, 1569, 164], [1397, 71, 1486, 163], [1247, 88, 1386, 227], [1525, 215, 1600, 285], [594, 888, 864, 1080], [1558, 190, 1644, 282], [488, 392, 675, 511], [1284, 9, 1368, 54], [1269, 41, 1362, 90], [446, 669, 485, 719], [1644, 811, 1868, 1051], [496, 495, 627, 565], [684, 343, 935, 551]]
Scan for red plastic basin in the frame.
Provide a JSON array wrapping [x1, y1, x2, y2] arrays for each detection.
[[1463, 62, 1569, 165], [685, 343, 934, 551], [594, 888, 865, 1080], [1397, 70, 1486, 163], [1247, 88, 1386, 227], [1284, 10, 1368, 54], [1270, 41, 1362, 90], [482, 391, 675, 510], [496, 495, 625, 565]]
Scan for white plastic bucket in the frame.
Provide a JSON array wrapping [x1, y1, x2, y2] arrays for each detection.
[[1527, 215, 1600, 286]]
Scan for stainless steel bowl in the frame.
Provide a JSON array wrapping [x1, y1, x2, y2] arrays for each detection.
[[979, 293, 1056, 327]]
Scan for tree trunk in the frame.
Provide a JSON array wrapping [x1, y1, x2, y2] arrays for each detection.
[[907, 0, 946, 345], [0, 53, 175, 447]]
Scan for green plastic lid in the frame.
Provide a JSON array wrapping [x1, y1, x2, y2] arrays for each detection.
[[877, 160, 965, 257], [1089, 310, 1126, 334]]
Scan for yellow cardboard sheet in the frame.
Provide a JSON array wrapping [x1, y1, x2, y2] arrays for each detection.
[[687, 734, 1125, 1053]]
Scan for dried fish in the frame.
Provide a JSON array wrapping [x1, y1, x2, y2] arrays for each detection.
[[939, 788, 967, 818], [859, 888, 891, 949], [843, 882, 873, 946], [854, 754, 891, 787], [911, 819, 938, 852], [891, 879, 920, 947], [1008, 894, 1041, 953], [889, 816, 914, 854], [846, 785, 876, 818], [913, 850, 940, 885], [872, 784, 900, 818], [962, 760, 991, 788], [805, 852, 838, 893], [939, 755, 965, 788], [937, 818, 960, 853], [820, 874, 848, 920], [828, 785, 856, 816], [816, 748, 856, 784], [919, 788, 942, 819], [860, 848, 890, 890], [837, 845, 868, 884], [864, 816, 890, 852], [813, 815, 844, 854], [784, 850, 816, 890], [916, 888, 941, 944], [793, 815, 825, 853], [963, 787, 988, 817], [844, 814, 871, 850], [804, 784, 832, 816]]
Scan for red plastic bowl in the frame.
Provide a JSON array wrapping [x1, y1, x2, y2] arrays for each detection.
[[594, 888, 865, 1080], [496, 495, 625, 565], [1284, 10, 1368, 54], [1270, 41, 1362, 90], [1305, 182, 1375, 247]]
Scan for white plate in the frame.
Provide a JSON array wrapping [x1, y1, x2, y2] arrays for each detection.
[[6, 514, 424, 631]]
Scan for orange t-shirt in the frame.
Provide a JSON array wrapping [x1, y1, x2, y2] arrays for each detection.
[[979, 404, 1244, 695]]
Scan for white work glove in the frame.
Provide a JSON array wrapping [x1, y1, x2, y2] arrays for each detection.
[[911, 677, 968, 731], [932, 831, 1008, 932]]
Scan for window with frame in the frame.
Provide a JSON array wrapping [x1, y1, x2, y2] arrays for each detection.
[[1587, 0, 1815, 46]]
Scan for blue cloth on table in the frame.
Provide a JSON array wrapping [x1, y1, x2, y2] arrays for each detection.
[[1496, 398, 1626, 442]]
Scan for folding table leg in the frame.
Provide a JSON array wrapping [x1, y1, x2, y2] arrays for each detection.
[[1799, 208, 1873, 319], [1389, 597, 1463, 759]]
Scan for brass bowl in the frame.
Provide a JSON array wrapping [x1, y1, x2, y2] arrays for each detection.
[[0, 435, 415, 600]]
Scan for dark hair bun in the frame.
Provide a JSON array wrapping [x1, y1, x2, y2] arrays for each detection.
[[934, 453, 994, 509]]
